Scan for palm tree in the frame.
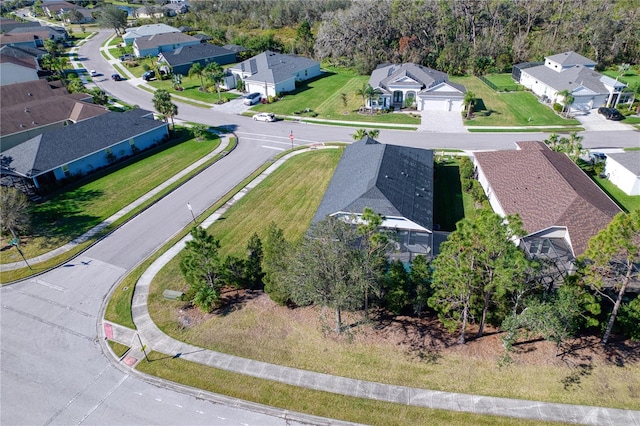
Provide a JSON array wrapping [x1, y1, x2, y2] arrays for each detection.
[[203, 62, 225, 103], [352, 129, 368, 140], [557, 89, 574, 117], [188, 62, 204, 90], [152, 89, 178, 134], [463, 91, 476, 120]]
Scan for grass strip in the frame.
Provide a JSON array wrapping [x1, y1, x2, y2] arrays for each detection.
[[108, 341, 130, 358], [136, 351, 559, 426]]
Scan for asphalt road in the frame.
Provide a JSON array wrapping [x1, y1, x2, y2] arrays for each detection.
[[1, 29, 639, 426]]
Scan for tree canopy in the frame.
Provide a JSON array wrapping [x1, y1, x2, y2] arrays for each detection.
[[97, 4, 128, 36]]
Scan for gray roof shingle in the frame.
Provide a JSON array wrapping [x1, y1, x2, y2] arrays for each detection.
[[134, 32, 198, 50], [1, 109, 166, 177], [607, 151, 640, 176], [313, 137, 434, 231], [233, 51, 319, 84], [159, 43, 234, 67], [369, 63, 450, 95]]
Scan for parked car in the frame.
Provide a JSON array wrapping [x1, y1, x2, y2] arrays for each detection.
[[243, 92, 262, 105], [142, 70, 155, 81], [111, 73, 122, 81], [119, 54, 134, 61], [589, 152, 607, 164], [89, 69, 98, 77], [598, 107, 625, 121], [253, 113, 276, 122]]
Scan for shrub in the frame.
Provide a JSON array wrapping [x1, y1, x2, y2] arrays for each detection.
[[459, 156, 474, 180], [553, 102, 563, 113]]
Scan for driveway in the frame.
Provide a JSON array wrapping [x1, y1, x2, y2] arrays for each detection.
[[418, 110, 467, 133], [573, 109, 635, 131]]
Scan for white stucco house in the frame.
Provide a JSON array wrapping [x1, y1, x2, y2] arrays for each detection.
[[605, 151, 640, 196], [513, 51, 629, 111], [227, 51, 321, 97], [366, 63, 466, 111]]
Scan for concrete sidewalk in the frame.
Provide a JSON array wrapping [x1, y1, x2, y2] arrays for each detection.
[[102, 148, 640, 426]]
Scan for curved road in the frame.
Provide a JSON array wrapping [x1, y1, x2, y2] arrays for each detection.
[[1, 29, 639, 425]]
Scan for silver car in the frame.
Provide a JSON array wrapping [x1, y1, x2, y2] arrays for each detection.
[[243, 92, 262, 105]]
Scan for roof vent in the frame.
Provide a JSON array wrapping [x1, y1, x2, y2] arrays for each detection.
[[24, 108, 29, 113], [28, 92, 32, 96], [32, 121, 36, 125], [20, 124, 25, 127]]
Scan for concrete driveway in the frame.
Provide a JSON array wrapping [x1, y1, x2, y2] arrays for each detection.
[[573, 109, 635, 131], [418, 110, 467, 133]]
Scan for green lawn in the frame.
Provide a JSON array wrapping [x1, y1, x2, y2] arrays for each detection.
[[452, 76, 580, 127], [482, 73, 519, 88], [148, 77, 241, 104], [593, 175, 640, 213], [252, 73, 421, 125], [1, 130, 220, 263]]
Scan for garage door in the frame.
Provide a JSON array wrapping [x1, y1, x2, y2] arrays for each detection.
[[422, 98, 451, 111]]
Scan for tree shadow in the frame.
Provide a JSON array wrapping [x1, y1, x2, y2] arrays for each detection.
[[213, 288, 262, 317]]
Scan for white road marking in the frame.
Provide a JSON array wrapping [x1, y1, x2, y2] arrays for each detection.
[[196, 410, 204, 414], [262, 145, 285, 151], [155, 397, 162, 402], [32, 278, 66, 292], [175, 404, 183, 408], [135, 392, 142, 396], [77, 374, 129, 424]]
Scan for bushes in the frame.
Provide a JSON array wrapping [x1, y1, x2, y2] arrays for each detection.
[[553, 102, 563, 113]]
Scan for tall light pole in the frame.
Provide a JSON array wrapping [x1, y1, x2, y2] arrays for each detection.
[[187, 202, 196, 224]]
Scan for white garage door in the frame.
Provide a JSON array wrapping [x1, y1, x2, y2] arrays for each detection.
[[422, 98, 451, 111]]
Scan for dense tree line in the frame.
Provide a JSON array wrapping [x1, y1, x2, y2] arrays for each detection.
[[167, 0, 639, 76]]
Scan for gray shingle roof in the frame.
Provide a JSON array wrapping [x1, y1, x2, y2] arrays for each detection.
[[159, 43, 234, 66], [1, 109, 166, 177], [607, 151, 640, 176], [123, 24, 180, 40], [233, 51, 319, 84], [313, 137, 434, 231], [522, 63, 611, 94], [134, 32, 198, 50], [474, 142, 621, 256], [369, 63, 449, 95], [547, 51, 596, 67]]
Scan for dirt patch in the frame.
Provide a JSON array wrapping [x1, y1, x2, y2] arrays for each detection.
[[177, 288, 639, 369]]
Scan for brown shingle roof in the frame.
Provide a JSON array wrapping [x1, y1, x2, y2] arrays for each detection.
[[1, 80, 106, 137], [474, 142, 621, 256], [0, 30, 52, 45]]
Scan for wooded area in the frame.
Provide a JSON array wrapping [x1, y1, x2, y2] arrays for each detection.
[[178, 0, 639, 75]]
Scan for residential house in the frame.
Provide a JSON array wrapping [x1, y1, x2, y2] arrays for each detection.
[[367, 63, 467, 111], [122, 24, 181, 46], [513, 51, 628, 111], [157, 43, 236, 75], [165, 0, 189, 15], [1, 79, 109, 149], [0, 29, 60, 49], [0, 109, 169, 193], [228, 50, 321, 97], [42, 1, 94, 23], [0, 45, 43, 86], [313, 137, 435, 262], [133, 32, 199, 58], [0, 18, 44, 33], [605, 151, 640, 196], [473, 141, 621, 280], [222, 44, 248, 60], [135, 5, 166, 19]]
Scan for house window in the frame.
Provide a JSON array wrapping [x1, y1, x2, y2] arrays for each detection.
[[105, 147, 112, 154], [129, 138, 135, 146], [62, 164, 70, 177], [305, 69, 308, 77]]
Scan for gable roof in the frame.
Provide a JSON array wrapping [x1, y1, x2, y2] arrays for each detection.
[[0, 30, 55, 46], [313, 137, 434, 231], [369, 63, 450, 95], [159, 43, 234, 66], [522, 62, 616, 94], [133, 32, 198, 50], [546, 51, 596, 67], [1, 109, 165, 178], [0, 51, 37, 70], [474, 141, 621, 256], [607, 151, 640, 176], [0, 80, 105, 137], [232, 50, 319, 84], [123, 24, 180, 40], [0, 18, 43, 33]]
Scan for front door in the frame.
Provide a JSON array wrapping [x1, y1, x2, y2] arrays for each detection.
[[393, 91, 403, 107]]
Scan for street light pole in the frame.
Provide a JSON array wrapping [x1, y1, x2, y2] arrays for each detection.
[[187, 202, 196, 225], [289, 130, 294, 150]]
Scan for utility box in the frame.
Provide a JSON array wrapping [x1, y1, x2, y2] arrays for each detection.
[[163, 290, 183, 300]]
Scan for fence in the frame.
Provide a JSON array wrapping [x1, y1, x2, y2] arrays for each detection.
[[479, 75, 523, 92]]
